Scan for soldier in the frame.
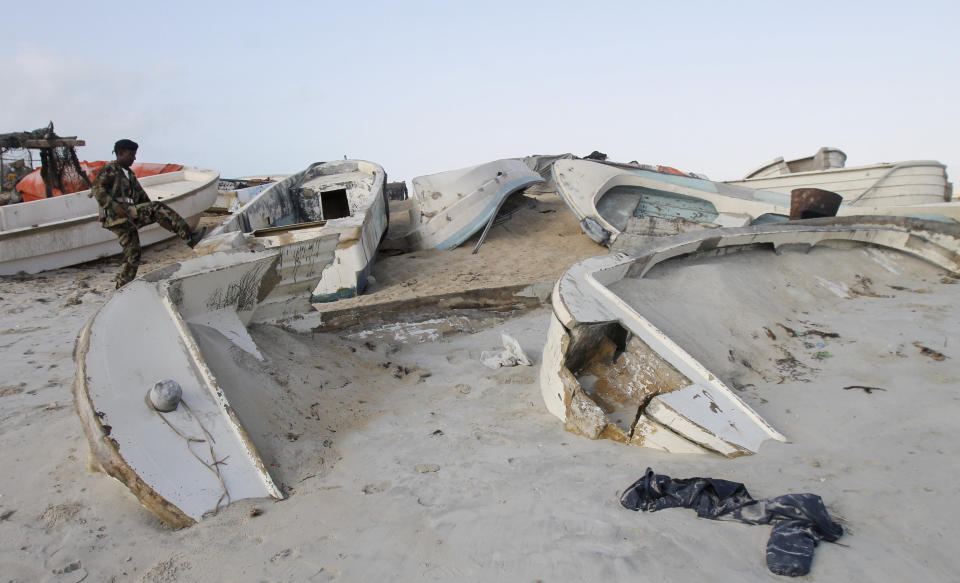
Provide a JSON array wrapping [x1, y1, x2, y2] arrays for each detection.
[[90, 139, 206, 288]]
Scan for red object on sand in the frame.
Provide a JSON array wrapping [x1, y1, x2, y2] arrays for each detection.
[[16, 162, 184, 202]]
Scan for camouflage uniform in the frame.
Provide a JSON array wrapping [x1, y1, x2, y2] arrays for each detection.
[[91, 161, 192, 288]]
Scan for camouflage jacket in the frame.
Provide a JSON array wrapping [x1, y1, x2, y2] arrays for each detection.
[[90, 161, 150, 226]]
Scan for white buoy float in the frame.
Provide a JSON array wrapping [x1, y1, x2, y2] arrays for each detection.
[[149, 379, 183, 412]]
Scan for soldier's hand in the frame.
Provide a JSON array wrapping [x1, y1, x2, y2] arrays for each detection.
[[128, 205, 138, 219]]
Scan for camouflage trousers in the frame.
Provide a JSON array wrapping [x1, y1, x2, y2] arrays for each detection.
[[107, 201, 192, 288]]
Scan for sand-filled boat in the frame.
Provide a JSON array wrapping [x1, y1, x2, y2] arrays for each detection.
[[74, 251, 287, 528], [0, 166, 219, 275], [540, 216, 960, 456], [195, 160, 387, 322], [403, 159, 544, 251], [728, 148, 952, 205], [552, 158, 960, 248]]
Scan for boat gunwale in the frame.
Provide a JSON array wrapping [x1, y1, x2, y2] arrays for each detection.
[[731, 159, 946, 184], [0, 167, 219, 240], [209, 160, 384, 240], [543, 216, 960, 454]]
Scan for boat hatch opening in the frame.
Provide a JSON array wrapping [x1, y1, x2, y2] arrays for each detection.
[[597, 185, 719, 231], [320, 188, 351, 220], [253, 219, 327, 236]]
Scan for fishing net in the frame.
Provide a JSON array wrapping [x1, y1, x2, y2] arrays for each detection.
[[0, 123, 90, 198]]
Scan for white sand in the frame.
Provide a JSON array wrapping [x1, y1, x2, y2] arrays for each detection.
[[1, 207, 959, 581]]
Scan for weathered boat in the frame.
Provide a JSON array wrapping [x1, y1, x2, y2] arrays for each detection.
[[403, 159, 544, 251], [740, 146, 848, 178], [552, 158, 960, 248], [74, 250, 286, 528], [540, 217, 960, 456], [728, 148, 952, 205], [211, 178, 275, 213], [0, 166, 219, 275], [195, 160, 388, 322], [75, 158, 386, 526]]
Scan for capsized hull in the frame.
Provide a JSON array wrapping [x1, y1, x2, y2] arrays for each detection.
[[0, 167, 219, 275], [404, 159, 544, 251]]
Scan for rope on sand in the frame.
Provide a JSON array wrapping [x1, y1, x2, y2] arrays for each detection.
[[146, 392, 232, 516]]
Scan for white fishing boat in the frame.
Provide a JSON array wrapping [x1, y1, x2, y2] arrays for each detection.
[[403, 159, 544, 251], [0, 167, 219, 275], [728, 148, 952, 205], [540, 217, 960, 456], [196, 160, 388, 322], [552, 159, 960, 248]]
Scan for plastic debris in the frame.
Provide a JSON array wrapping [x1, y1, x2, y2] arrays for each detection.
[[480, 334, 533, 369], [620, 468, 843, 577]]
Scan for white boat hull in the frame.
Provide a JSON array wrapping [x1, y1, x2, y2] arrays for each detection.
[[728, 160, 952, 205], [197, 160, 387, 323], [75, 251, 287, 527], [541, 217, 960, 456], [404, 159, 544, 250], [0, 167, 219, 275], [552, 159, 960, 247]]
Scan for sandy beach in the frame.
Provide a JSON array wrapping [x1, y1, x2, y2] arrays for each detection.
[[1, 191, 959, 582]]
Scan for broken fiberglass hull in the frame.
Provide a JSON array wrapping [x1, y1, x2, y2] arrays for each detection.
[[404, 159, 544, 251], [540, 216, 960, 457], [74, 251, 287, 528], [552, 159, 960, 249], [196, 160, 388, 322]]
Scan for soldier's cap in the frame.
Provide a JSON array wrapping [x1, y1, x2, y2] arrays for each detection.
[[113, 139, 139, 153]]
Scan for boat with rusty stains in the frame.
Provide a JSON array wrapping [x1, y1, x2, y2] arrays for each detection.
[[728, 147, 952, 205], [552, 158, 960, 248], [540, 216, 960, 456]]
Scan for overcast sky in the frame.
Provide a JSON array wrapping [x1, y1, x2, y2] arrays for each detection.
[[2, 0, 957, 183]]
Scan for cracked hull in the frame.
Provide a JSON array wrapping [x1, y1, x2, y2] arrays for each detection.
[[196, 160, 387, 322], [553, 159, 960, 249], [540, 217, 960, 456]]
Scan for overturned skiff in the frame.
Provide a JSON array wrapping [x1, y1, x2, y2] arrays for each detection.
[[553, 159, 960, 248], [196, 160, 388, 322], [0, 167, 219, 275], [404, 159, 543, 250], [540, 216, 960, 456]]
